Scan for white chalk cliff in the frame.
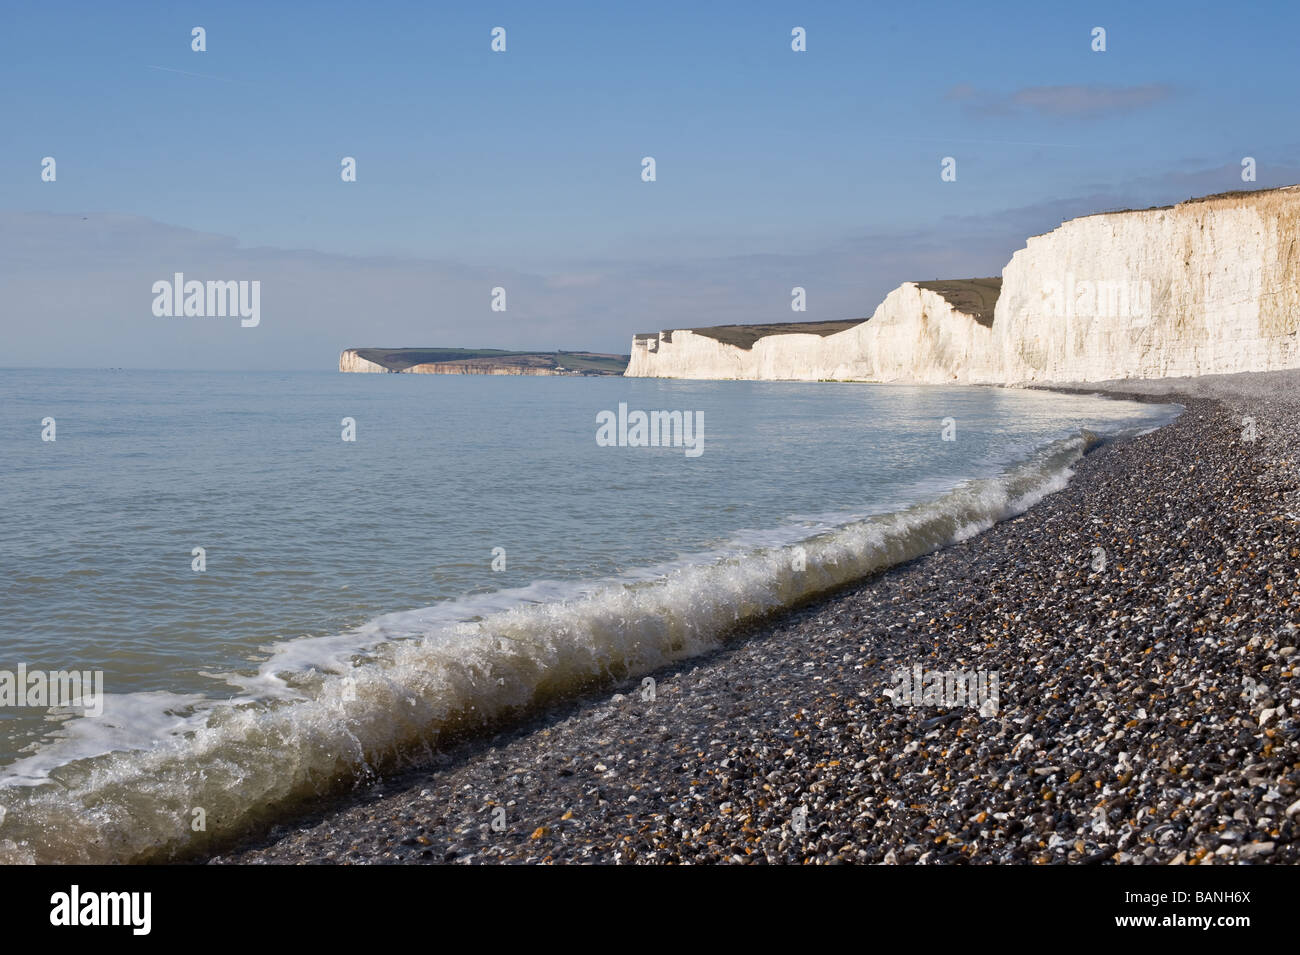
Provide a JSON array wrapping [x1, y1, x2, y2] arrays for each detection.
[[626, 187, 1300, 385], [338, 349, 395, 373]]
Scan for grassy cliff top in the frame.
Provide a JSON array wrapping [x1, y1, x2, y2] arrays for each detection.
[[641, 320, 866, 351], [634, 276, 1003, 348], [351, 348, 629, 374], [1031, 184, 1300, 236], [913, 278, 1002, 328]]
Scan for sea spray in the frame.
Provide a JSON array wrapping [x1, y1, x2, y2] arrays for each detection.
[[0, 430, 1101, 863]]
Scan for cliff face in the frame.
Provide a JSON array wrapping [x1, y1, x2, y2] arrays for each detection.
[[847, 281, 1001, 384], [405, 362, 562, 375], [626, 282, 1000, 383], [339, 348, 629, 375], [626, 186, 1300, 385], [993, 188, 1300, 382], [339, 349, 395, 373]]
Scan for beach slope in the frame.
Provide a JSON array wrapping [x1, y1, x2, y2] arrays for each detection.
[[213, 370, 1300, 865]]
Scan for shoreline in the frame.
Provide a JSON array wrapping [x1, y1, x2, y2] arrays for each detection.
[[210, 372, 1300, 864]]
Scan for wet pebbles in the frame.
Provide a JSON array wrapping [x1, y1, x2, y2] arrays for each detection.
[[212, 374, 1300, 864]]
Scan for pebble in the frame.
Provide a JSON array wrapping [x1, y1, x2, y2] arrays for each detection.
[[211, 379, 1300, 866]]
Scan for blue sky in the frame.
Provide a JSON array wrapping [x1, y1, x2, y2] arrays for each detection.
[[2, 0, 1298, 368]]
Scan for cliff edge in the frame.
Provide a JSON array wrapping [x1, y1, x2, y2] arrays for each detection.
[[340, 348, 629, 376], [626, 186, 1300, 385], [626, 280, 1002, 383]]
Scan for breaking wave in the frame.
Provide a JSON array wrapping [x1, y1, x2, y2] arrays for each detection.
[[0, 427, 1119, 862]]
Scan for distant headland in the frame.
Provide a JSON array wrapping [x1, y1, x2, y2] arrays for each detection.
[[339, 347, 629, 376], [627, 186, 1300, 385]]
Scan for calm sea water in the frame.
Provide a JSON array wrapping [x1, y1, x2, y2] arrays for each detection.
[[0, 369, 1178, 861]]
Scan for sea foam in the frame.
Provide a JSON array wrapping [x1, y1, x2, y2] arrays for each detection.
[[0, 428, 1114, 862]]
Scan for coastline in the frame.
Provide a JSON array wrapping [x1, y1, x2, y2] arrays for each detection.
[[210, 371, 1300, 865]]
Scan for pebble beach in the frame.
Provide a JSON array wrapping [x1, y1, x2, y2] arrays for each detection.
[[211, 371, 1300, 865]]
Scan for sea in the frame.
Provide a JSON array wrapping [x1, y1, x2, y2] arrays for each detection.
[[0, 369, 1179, 861]]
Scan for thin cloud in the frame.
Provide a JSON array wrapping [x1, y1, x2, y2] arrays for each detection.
[[947, 83, 1175, 118], [146, 65, 251, 86], [1014, 84, 1174, 116], [875, 134, 1080, 149]]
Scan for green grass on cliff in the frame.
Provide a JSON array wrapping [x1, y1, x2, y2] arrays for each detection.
[[352, 347, 629, 375]]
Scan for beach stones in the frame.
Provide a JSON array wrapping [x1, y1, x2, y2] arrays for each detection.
[[213, 385, 1300, 865]]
